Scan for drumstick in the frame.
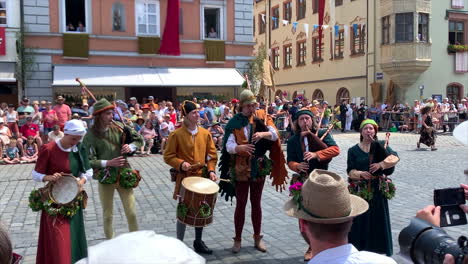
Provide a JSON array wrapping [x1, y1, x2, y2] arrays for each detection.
[[218, 178, 231, 183]]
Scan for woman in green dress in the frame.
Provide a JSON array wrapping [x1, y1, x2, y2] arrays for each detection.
[[347, 119, 399, 256]]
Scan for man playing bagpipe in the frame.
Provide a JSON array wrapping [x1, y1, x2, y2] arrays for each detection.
[[286, 108, 340, 261], [219, 89, 288, 254], [83, 98, 144, 240]]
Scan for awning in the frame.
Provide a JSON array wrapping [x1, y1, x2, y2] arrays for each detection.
[[53, 66, 245, 87], [0, 62, 16, 82]]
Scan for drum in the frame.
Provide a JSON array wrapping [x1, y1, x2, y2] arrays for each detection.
[[177, 177, 219, 227], [49, 174, 81, 206]]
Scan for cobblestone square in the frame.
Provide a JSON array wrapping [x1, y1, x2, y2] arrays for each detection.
[[1, 132, 467, 263]]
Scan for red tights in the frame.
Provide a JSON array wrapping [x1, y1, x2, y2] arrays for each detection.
[[234, 179, 265, 239]]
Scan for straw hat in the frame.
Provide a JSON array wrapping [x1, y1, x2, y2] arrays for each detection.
[[239, 89, 256, 105], [283, 169, 368, 224]]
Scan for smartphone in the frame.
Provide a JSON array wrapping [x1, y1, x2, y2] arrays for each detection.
[[434, 187, 467, 227]]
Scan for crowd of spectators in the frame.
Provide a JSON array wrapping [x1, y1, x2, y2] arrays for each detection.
[[1, 94, 466, 164]]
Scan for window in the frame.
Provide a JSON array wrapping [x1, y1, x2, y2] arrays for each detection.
[[335, 0, 343, 6], [395, 13, 413, 43], [259, 13, 266, 34], [284, 45, 292, 68], [272, 47, 280, 70], [351, 24, 365, 55], [112, 2, 126, 32], [336, 87, 350, 105], [447, 84, 463, 101], [0, 1, 6, 25], [271, 6, 279, 30], [382, 16, 390, 44], [297, 0, 306, 20], [283, 1, 292, 23], [63, 0, 89, 33], [136, 0, 160, 35], [452, 0, 464, 9], [312, 89, 324, 101], [297, 41, 306, 66], [449, 21, 465, 45], [333, 30, 344, 59], [312, 36, 324, 62], [418, 13, 429, 42], [312, 0, 319, 14], [202, 6, 224, 39]]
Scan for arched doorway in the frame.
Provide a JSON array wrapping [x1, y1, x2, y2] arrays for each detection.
[[312, 89, 324, 102], [446, 83, 464, 102], [336, 87, 350, 105]]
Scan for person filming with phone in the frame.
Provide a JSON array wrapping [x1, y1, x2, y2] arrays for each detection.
[[398, 184, 468, 264]]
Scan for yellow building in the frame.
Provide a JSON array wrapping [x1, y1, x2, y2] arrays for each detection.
[[254, 0, 370, 106]]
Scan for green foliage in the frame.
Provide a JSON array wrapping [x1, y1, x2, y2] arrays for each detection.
[[198, 202, 212, 218], [15, 26, 35, 84], [28, 189, 83, 218], [177, 203, 188, 219], [447, 44, 468, 53], [245, 44, 267, 95], [119, 168, 139, 189]]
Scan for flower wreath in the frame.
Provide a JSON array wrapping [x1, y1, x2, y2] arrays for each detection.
[[348, 177, 396, 201], [198, 201, 212, 218], [29, 189, 83, 218]]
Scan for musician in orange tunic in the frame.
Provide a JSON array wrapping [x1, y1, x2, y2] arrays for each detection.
[[163, 100, 218, 255], [286, 108, 340, 261]]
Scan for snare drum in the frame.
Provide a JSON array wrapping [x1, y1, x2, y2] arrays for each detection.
[[177, 177, 219, 227]]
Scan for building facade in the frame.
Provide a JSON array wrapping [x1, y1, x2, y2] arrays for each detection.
[[23, 0, 254, 102], [254, 0, 370, 106], [0, 0, 20, 104], [253, 0, 468, 105]]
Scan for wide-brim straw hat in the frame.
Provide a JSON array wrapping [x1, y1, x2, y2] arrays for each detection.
[[283, 169, 368, 224]]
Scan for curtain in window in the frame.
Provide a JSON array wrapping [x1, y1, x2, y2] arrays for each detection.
[[159, 0, 180, 56], [455, 51, 468, 73], [452, 0, 464, 9]]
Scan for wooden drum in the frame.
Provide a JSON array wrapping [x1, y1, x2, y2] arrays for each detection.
[[177, 177, 219, 227]]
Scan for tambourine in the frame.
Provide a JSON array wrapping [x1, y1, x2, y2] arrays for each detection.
[[49, 174, 81, 206]]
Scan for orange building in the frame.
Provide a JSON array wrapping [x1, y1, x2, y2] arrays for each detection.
[[23, 0, 254, 102]]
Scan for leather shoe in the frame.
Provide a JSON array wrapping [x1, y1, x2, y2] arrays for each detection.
[[232, 238, 241, 253], [253, 235, 267, 252], [193, 240, 213, 254], [304, 247, 313, 261]]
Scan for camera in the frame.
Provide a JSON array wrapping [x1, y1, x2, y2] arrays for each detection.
[[434, 187, 467, 227], [399, 217, 468, 264]]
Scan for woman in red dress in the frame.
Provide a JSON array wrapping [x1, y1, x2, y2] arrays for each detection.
[[32, 119, 92, 264]]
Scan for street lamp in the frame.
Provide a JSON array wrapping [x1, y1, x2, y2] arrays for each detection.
[[419, 85, 424, 100]]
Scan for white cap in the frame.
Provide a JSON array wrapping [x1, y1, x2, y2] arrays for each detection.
[[75, 231, 205, 264], [64, 119, 87, 136]]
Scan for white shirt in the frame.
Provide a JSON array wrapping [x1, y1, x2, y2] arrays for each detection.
[[226, 123, 278, 154], [308, 244, 397, 264]]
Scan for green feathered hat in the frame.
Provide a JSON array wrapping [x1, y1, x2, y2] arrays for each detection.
[[92, 98, 115, 116]]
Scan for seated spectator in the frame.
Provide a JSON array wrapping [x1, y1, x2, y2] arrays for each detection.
[[0, 117, 12, 148], [163, 114, 175, 132], [6, 104, 18, 137], [18, 116, 42, 150], [4, 138, 20, 164], [139, 121, 157, 156], [159, 122, 170, 153], [77, 21, 86, 32], [48, 125, 64, 142], [72, 113, 88, 128], [134, 116, 145, 132], [66, 22, 75, 31], [208, 122, 224, 150], [22, 136, 38, 163], [220, 107, 232, 124]]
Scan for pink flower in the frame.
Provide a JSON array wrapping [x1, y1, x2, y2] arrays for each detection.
[[289, 182, 303, 191]]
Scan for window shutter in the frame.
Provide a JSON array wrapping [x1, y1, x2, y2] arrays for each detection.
[[455, 51, 468, 73]]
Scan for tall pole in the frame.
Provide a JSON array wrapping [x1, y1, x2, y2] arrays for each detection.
[[365, 0, 369, 105], [19, 0, 25, 99]]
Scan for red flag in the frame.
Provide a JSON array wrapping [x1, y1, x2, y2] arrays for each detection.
[[318, 0, 326, 61], [0, 27, 5, 56], [159, 0, 180, 56]]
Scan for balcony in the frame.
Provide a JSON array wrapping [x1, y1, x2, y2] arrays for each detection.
[[380, 42, 432, 87]]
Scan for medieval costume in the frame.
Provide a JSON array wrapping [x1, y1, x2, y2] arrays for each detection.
[[418, 106, 437, 151], [219, 89, 288, 253], [32, 120, 92, 264], [286, 109, 340, 261], [347, 119, 399, 256], [83, 99, 144, 239], [163, 100, 218, 254]]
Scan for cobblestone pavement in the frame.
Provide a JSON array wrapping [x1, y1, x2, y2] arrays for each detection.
[[1, 132, 467, 263]]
